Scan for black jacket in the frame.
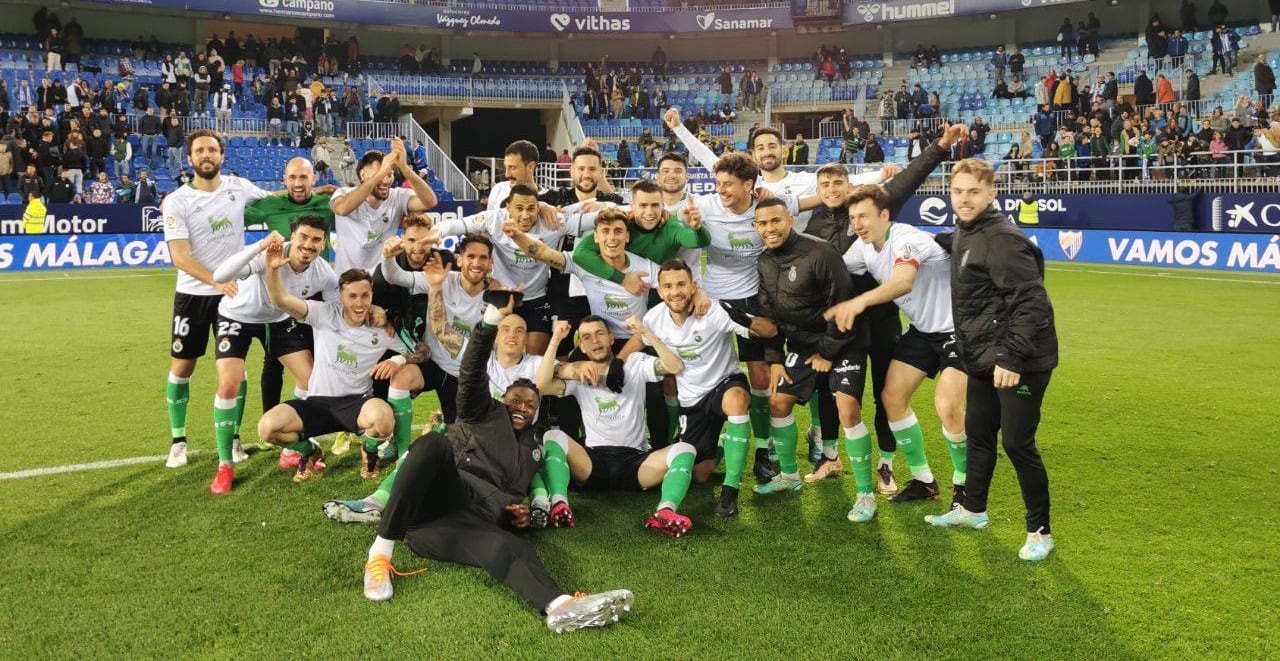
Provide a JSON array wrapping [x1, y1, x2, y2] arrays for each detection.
[[1256, 62, 1276, 93], [757, 231, 864, 363], [949, 207, 1058, 376], [372, 250, 454, 351], [449, 320, 542, 522]]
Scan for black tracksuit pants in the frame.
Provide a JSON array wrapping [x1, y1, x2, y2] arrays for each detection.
[[379, 433, 564, 611], [963, 370, 1053, 534]]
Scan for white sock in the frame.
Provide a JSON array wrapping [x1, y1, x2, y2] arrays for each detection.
[[281, 448, 299, 457], [546, 594, 573, 613], [368, 535, 395, 561], [879, 456, 893, 469]]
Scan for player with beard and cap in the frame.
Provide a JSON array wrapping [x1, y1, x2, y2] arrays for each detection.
[[161, 129, 273, 487], [210, 218, 338, 490], [329, 140, 437, 274], [243, 158, 337, 443], [802, 123, 966, 495], [360, 298, 634, 634]]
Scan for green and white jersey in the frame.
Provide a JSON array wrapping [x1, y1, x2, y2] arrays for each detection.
[[435, 209, 569, 299], [692, 192, 798, 300], [218, 242, 339, 323], [641, 302, 748, 407], [331, 186, 414, 274], [162, 176, 271, 296], [563, 251, 660, 338], [563, 353, 662, 451], [486, 353, 543, 401], [302, 300, 406, 397], [843, 223, 953, 334], [402, 271, 485, 378]]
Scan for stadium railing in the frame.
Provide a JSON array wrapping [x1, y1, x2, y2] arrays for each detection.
[[366, 74, 563, 105], [397, 117, 480, 201]]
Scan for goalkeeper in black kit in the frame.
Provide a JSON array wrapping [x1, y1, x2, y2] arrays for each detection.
[[360, 296, 634, 633]]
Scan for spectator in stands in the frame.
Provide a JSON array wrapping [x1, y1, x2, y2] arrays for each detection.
[[1156, 74, 1175, 109], [1207, 106, 1228, 134], [1035, 105, 1056, 148], [47, 169, 76, 203], [1134, 70, 1155, 108], [1271, 0, 1280, 34], [471, 52, 482, 76], [19, 163, 43, 200], [1053, 75, 1075, 112], [786, 134, 809, 165], [912, 45, 926, 69], [652, 45, 667, 83], [878, 91, 895, 135], [86, 170, 113, 203], [1184, 70, 1201, 106], [192, 65, 211, 117], [136, 107, 160, 170], [35, 130, 60, 188], [135, 169, 157, 204], [991, 45, 1007, 81], [719, 66, 734, 96], [285, 97, 302, 147], [894, 85, 912, 121], [926, 45, 941, 68], [636, 85, 652, 120], [906, 127, 926, 160], [0, 143, 12, 198], [1256, 55, 1276, 112], [862, 133, 884, 164], [972, 118, 990, 152], [159, 116, 181, 175], [110, 132, 131, 181], [911, 84, 928, 118], [1180, 1, 1198, 32], [1168, 30, 1188, 71], [1057, 19, 1074, 58], [115, 172, 135, 202], [45, 27, 63, 73], [61, 132, 84, 196], [213, 84, 235, 134], [1008, 75, 1028, 100], [1209, 25, 1231, 76], [1034, 76, 1050, 108], [1146, 18, 1168, 73], [206, 50, 225, 96], [1209, 131, 1229, 164], [1008, 47, 1025, 78]]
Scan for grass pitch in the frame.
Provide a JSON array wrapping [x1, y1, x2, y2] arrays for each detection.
[[1, 263, 1277, 660]]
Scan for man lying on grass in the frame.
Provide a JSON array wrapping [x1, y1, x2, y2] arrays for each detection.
[[361, 292, 634, 633]]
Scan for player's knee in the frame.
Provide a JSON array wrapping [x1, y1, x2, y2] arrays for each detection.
[[542, 429, 571, 454], [389, 364, 419, 390], [882, 386, 911, 417], [723, 388, 750, 415], [768, 398, 792, 418], [256, 416, 276, 442]]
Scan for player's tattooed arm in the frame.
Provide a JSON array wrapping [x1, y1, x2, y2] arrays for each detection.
[[502, 218, 566, 269], [403, 338, 431, 365], [425, 253, 466, 358]]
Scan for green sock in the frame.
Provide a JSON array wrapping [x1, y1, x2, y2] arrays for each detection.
[[388, 389, 415, 456], [890, 414, 934, 483], [530, 470, 549, 501], [283, 433, 313, 455], [749, 391, 771, 447], [722, 417, 751, 489], [542, 433, 571, 503], [213, 397, 238, 464], [166, 373, 190, 439], [944, 427, 968, 485], [231, 376, 247, 438], [771, 416, 799, 475], [370, 464, 398, 507], [657, 443, 696, 511], [879, 449, 896, 466], [844, 424, 874, 495]]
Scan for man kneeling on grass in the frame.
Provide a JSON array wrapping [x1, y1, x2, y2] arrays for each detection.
[[361, 295, 634, 634]]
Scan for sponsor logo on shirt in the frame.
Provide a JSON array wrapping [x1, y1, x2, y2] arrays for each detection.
[[335, 343, 358, 366], [513, 250, 536, 265], [594, 395, 621, 419], [208, 216, 232, 233], [728, 232, 755, 250], [603, 293, 630, 310], [676, 347, 700, 361]]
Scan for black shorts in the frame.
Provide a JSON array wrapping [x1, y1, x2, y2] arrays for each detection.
[[723, 297, 766, 362], [677, 373, 750, 462], [549, 271, 591, 327], [214, 315, 313, 360], [285, 394, 375, 437], [893, 326, 964, 378], [513, 295, 553, 335], [776, 349, 869, 400], [170, 292, 222, 359], [576, 445, 650, 492], [407, 359, 461, 423]]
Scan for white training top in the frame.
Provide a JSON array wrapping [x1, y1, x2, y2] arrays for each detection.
[[302, 300, 407, 397], [563, 251, 660, 338], [486, 179, 513, 213], [641, 301, 748, 407], [216, 242, 339, 323], [331, 186, 414, 274], [398, 269, 486, 377], [487, 353, 543, 401], [162, 176, 271, 296], [692, 192, 798, 300], [435, 209, 569, 299], [843, 222, 954, 334], [563, 353, 663, 450]]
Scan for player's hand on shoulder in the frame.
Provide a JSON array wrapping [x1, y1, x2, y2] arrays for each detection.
[[539, 203, 563, 230], [691, 289, 712, 316], [621, 271, 650, 297]]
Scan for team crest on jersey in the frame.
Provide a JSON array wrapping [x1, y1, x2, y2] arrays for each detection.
[[172, 340, 183, 353], [370, 334, 380, 346], [693, 333, 702, 343], [787, 265, 797, 282], [300, 286, 311, 297], [532, 447, 542, 462], [218, 338, 231, 353]]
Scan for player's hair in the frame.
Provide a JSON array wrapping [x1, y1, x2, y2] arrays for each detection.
[[578, 315, 610, 333], [754, 197, 789, 214], [951, 158, 995, 186], [713, 152, 758, 183], [815, 163, 849, 179], [656, 152, 687, 169], [845, 184, 891, 213], [338, 268, 373, 289], [658, 258, 693, 280], [292, 214, 329, 233], [505, 140, 539, 164], [358, 150, 385, 171], [185, 129, 224, 154], [505, 377, 539, 397], [630, 178, 661, 196], [457, 233, 493, 256], [594, 207, 629, 228], [402, 213, 432, 231], [749, 126, 784, 150], [503, 183, 540, 207], [571, 146, 602, 164]]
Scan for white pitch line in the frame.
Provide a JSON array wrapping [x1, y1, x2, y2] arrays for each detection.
[[0, 272, 170, 284], [0, 451, 208, 480], [1046, 265, 1280, 285]]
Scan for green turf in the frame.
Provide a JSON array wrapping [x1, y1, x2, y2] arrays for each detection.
[[1, 264, 1277, 659]]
